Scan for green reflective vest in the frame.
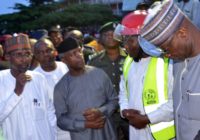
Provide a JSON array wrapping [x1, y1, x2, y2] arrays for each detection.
[[122, 55, 133, 98], [123, 56, 175, 140]]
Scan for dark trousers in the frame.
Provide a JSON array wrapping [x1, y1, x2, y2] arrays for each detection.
[[112, 112, 129, 140]]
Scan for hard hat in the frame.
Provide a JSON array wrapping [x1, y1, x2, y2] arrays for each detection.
[[114, 10, 147, 41]]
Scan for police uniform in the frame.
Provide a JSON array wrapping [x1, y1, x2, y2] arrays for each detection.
[[83, 45, 96, 63], [88, 48, 126, 94]]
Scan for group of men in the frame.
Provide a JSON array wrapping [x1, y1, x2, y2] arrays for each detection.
[[0, 0, 200, 140], [116, 0, 200, 140]]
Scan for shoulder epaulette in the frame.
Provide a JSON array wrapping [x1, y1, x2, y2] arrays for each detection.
[[88, 50, 104, 61]]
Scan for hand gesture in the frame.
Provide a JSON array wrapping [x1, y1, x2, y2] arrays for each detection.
[[84, 116, 105, 129], [83, 108, 103, 121], [14, 73, 32, 96], [122, 109, 140, 118], [122, 109, 150, 129], [83, 108, 105, 129]]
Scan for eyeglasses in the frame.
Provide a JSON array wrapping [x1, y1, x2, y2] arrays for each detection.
[[122, 35, 138, 46], [36, 49, 54, 55], [10, 52, 33, 59], [123, 36, 131, 44]]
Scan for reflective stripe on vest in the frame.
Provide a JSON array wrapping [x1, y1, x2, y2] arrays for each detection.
[[123, 55, 133, 98], [122, 57, 175, 140], [143, 57, 175, 140], [123, 55, 133, 82]]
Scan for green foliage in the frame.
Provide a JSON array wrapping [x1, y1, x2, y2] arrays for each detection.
[[0, 2, 118, 34], [29, 0, 54, 6]]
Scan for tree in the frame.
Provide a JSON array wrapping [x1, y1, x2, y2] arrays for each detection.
[[0, 3, 119, 34], [29, 0, 54, 6]]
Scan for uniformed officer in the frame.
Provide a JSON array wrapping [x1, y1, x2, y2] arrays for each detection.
[[66, 29, 96, 63], [88, 22, 128, 140]]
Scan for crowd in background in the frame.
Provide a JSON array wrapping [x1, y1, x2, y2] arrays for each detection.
[[0, 0, 200, 140]]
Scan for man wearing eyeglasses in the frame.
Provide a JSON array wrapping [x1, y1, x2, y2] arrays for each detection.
[[115, 10, 175, 140], [0, 34, 56, 140], [140, 0, 200, 139]]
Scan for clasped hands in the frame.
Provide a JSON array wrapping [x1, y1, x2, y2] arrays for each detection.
[[83, 108, 105, 129], [122, 109, 150, 129]]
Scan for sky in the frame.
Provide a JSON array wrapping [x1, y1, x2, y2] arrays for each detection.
[[0, 0, 30, 15]]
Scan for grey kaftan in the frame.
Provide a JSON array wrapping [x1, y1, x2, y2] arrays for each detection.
[[173, 54, 200, 140], [54, 65, 118, 140]]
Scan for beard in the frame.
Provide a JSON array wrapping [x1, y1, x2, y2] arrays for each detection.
[[133, 47, 145, 62]]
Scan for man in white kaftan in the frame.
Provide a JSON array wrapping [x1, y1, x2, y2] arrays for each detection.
[[0, 70, 56, 140], [0, 34, 56, 140], [34, 61, 67, 98], [34, 38, 70, 140], [116, 10, 174, 140], [119, 58, 174, 140]]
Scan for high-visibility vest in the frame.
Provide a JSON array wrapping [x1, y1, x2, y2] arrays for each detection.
[[122, 55, 133, 98], [123, 56, 175, 140]]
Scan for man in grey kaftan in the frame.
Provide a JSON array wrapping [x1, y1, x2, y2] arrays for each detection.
[[54, 37, 118, 140], [139, 0, 200, 139]]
